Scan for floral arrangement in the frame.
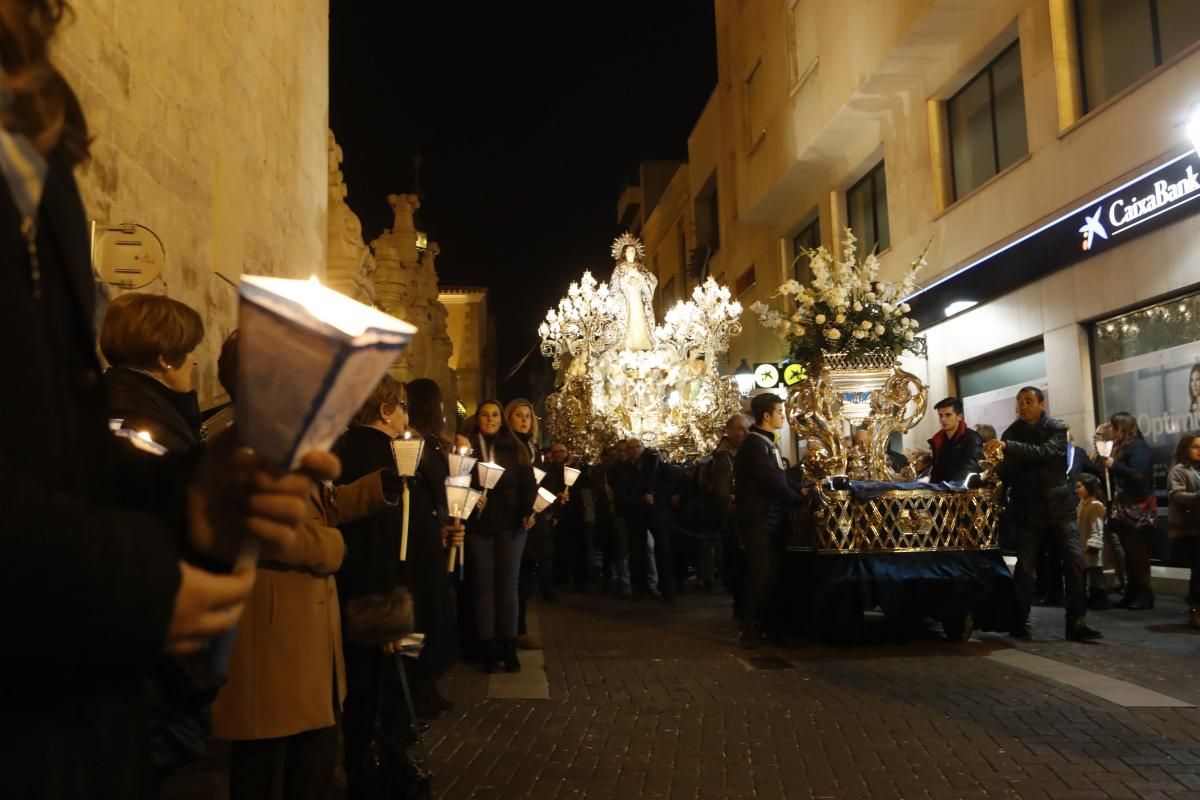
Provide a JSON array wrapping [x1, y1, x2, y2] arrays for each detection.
[[752, 228, 928, 365]]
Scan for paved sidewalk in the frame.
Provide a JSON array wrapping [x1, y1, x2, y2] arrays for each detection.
[[427, 590, 1200, 800]]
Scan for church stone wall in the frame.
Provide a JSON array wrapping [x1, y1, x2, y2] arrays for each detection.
[[55, 0, 330, 405]]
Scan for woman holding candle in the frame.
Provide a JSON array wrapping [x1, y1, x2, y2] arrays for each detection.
[[402, 378, 463, 713], [1095, 412, 1156, 610], [212, 337, 402, 800], [508, 398, 556, 653], [333, 376, 425, 797], [464, 400, 537, 672]]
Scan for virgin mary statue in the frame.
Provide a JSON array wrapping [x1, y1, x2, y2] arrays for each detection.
[[609, 233, 657, 352]]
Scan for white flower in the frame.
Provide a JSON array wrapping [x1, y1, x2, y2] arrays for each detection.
[[835, 313, 846, 323], [881, 303, 894, 315], [865, 292, 877, 302], [853, 302, 863, 312], [861, 320, 872, 329], [905, 331, 914, 341], [900, 303, 911, 313], [875, 324, 885, 335], [853, 329, 866, 339], [780, 279, 801, 294], [792, 325, 806, 336], [825, 328, 841, 340], [814, 313, 826, 324]]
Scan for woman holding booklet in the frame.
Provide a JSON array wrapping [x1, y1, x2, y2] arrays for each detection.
[[464, 399, 537, 673]]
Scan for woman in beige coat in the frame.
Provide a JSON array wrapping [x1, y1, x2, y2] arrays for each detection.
[[210, 336, 405, 799]]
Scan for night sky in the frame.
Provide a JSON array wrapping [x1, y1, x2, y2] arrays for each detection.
[[329, 2, 716, 397]]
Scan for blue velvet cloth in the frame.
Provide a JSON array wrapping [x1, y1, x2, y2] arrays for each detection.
[[778, 549, 1015, 636]]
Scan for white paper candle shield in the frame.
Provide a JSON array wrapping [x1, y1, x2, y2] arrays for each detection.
[[563, 466, 581, 487], [445, 484, 478, 520], [447, 451, 477, 478], [532, 486, 557, 514], [533, 466, 547, 485], [237, 275, 417, 469], [446, 475, 472, 488], [1094, 440, 1114, 458], [476, 461, 506, 490], [390, 435, 425, 477]]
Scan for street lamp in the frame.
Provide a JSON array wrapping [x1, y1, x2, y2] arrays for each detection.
[[733, 359, 755, 396]]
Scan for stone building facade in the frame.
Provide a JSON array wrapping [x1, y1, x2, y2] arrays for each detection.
[[439, 287, 496, 416], [55, 0, 331, 406], [52, 3, 458, 416]]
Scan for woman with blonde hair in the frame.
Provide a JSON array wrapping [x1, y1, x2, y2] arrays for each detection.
[[508, 398, 555, 651]]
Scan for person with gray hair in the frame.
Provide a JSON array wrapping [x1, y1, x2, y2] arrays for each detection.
[[704, 414, 751, 595]]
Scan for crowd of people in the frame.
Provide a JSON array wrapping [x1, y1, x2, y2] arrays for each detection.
[[5, 6, 1200, 798]]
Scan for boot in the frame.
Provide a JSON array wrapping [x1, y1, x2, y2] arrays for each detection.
[[1065, 618, 1103, 642], [501, 639, 521, 673], [1086, 568, 1111, 610], [481, 639, 499, 674], [411, 681, 443, 721], [1128, 592, 1155, 611], [429, 680, 456, 712]]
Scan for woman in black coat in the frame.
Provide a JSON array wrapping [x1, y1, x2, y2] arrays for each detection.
[[464, 400, 536, 673], [333, 375, 414, 798], [403, 378, 462, 714], [1097, 412, 1156, 609]]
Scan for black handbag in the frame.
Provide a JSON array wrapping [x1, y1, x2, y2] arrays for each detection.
[[1112, 494, 1157, 532], [357, 653, 433, 800]]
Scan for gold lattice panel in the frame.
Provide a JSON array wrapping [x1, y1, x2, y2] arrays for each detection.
[[810, 487, 999, 554]]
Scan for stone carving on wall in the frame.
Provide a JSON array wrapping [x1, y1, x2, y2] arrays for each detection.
[[325, 131, 377, 304]]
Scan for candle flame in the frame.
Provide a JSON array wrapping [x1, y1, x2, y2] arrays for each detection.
[[136, 430, 154, 443]]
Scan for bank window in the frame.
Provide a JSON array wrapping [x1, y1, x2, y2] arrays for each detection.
[[947, 42, 1028, 200], [1077, 0, 1200, 112], [1091, 290, 1200, 561], [955, 340, 1048, 443], [791, 215, 819, 285], [846, 161, 889, 257]]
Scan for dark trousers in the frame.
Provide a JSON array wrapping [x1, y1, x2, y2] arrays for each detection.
[[627, 508, 653, 595], [517, 561, 554, 634], [1180, 537, 1200, 607], [229, 726, 338, 800], [342, 649, 409, 800], [467, 528, 526, 641], [1117, 525, 1154, 603], [740, 518, 784, 631], [1014, 519, 1087, 625]]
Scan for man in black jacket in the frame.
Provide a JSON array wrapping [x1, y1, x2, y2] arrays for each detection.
[[735, 394, 807, 646], [612, 438, 664, 599], [928, 396, 984, 484], [986, 387, 1101, 642]]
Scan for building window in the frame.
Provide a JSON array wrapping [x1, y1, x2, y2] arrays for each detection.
[[695, 174, 720, 255], [846, 161, 889, 257], [955, 340, 1048, 444], [744, 59, 767, 149], [947, 42, 1028, 200], [786, 0, 818, 90], [791, 215, 819, 285], [733, 265, 756, 297], [1077, 0, 1200, 112]]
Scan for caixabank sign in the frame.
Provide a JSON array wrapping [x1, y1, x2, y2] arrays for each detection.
[[910, 149, 1200, 327]]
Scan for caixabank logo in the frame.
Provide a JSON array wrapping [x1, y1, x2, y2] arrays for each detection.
[[1080, 163, 1200, 251]]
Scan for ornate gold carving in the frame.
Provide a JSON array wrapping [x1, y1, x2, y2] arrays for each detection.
[[809, 487, 1000, 553]]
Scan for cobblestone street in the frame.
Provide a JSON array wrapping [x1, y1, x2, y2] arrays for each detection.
[[424, 589, 1200, 800]]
